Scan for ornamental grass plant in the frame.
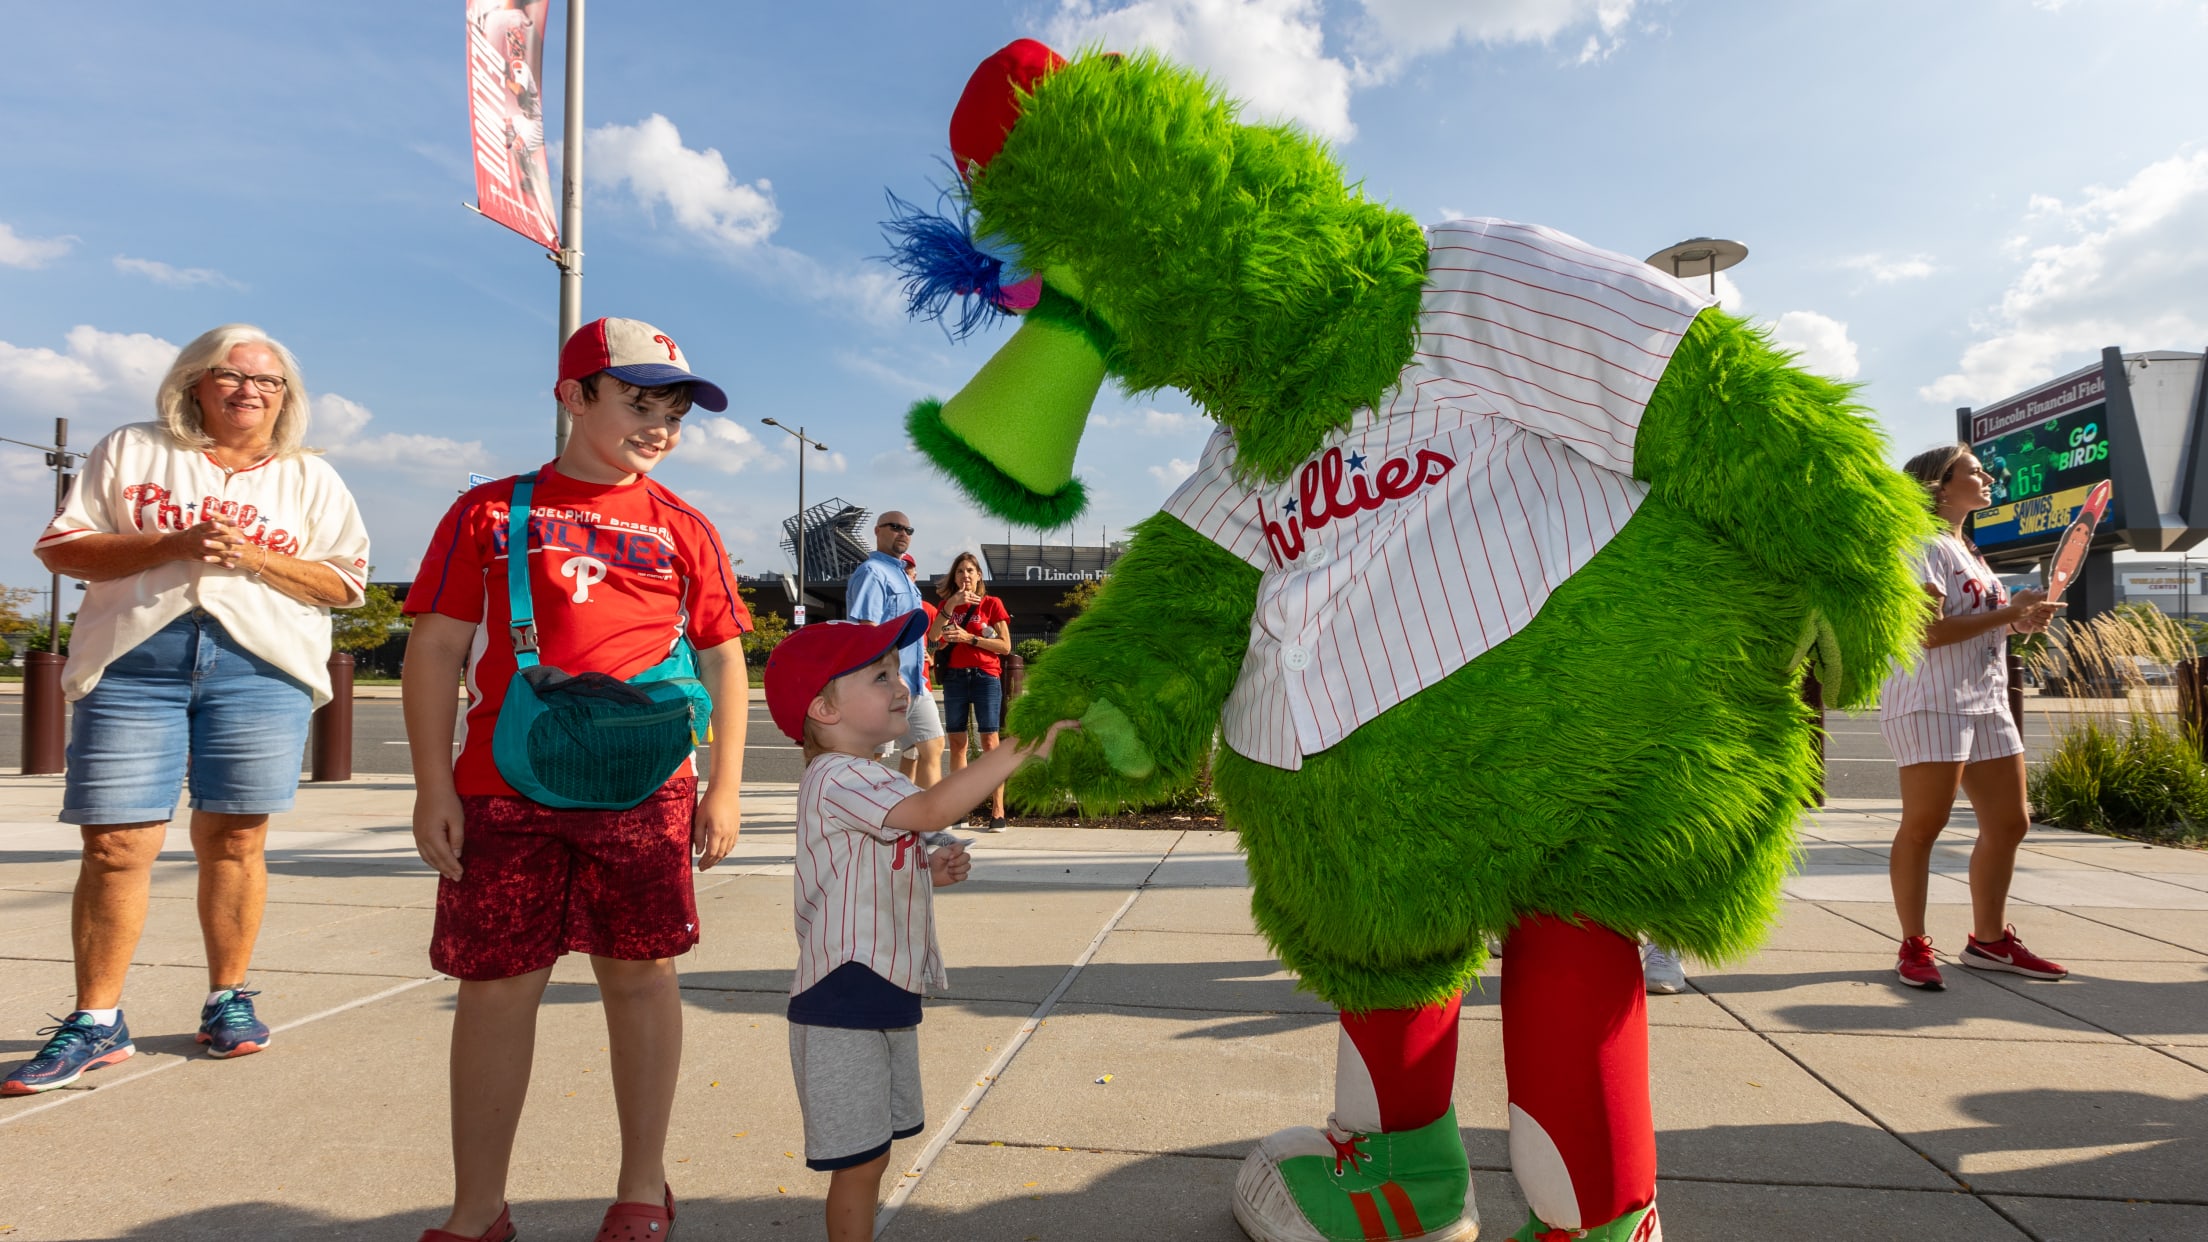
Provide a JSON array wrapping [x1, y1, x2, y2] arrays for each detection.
[[2023, 606, 2208, 846]]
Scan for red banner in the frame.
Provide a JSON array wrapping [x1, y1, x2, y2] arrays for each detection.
[[466, 0, 559, 249]]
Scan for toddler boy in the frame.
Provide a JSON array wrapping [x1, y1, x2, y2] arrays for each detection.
[[762, 613, 1073, 1241]]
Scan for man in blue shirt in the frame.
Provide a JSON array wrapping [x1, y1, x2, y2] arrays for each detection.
[[844, 511, 945, 786]]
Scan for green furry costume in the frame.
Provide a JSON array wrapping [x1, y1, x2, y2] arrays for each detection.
[[887, 41, 1930, 1241]]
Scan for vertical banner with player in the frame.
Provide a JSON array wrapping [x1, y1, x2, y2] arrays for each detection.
[[466, 0, 559, 248]]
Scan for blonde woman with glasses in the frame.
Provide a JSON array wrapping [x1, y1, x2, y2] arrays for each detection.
[[5, 324, 370, 1097]]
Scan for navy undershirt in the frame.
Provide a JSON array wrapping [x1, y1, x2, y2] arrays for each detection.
[[787, 960, 924, 1029]]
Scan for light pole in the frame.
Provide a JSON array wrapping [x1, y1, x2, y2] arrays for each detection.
[[762, 418, 830, 625]]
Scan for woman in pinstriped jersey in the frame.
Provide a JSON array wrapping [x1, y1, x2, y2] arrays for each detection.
[[1879, 444, 2067, 991]]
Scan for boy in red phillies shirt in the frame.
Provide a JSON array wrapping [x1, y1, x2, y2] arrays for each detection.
[[400, 318, 752, 1242]]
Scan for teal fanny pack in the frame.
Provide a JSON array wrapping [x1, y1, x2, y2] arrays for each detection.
[[489, 473, 713, 809]]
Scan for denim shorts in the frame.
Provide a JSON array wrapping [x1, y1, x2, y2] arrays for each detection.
[[940, 665, 1003, 735], [62, 611, 314, 825]]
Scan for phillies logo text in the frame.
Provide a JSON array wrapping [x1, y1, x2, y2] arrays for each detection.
[[122, 483, 302, 556], [1261, 446, 1456, 566], [493, 511, 676, 576]]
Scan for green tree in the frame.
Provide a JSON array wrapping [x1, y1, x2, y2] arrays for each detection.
[[332, 582, 409, 654], [1058, 579, 1102, 613], [740, 584, 791, 665], [0, 584, 36, 636]]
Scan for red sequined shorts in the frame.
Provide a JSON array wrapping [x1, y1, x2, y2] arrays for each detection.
[[431, 777, 700, 981]]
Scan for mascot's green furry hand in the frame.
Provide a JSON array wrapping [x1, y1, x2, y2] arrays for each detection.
[[1079, 698, 1154, 779]]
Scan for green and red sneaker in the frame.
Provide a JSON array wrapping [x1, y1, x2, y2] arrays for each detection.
[[1508, 1202, 1660, 1242], [1234, 1107, 1476, 1241]]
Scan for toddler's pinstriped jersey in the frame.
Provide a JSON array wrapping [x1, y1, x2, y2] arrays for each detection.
[[1163, 218, 1712, 770], [791, 753, 947, 1000]]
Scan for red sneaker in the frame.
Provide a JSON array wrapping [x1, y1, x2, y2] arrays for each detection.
[[1960, 925, 2068, 980], [1896, 936, 1944, 990]]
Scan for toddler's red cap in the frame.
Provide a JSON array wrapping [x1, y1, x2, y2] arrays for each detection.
[[762, 610, 930, 742], [558, 317, 729, 412], [949, 39, 1066, 176]]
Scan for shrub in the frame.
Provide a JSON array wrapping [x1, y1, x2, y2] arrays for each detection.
[[1016, 637, 1049, 666], [2029, 718, 2208, 846]]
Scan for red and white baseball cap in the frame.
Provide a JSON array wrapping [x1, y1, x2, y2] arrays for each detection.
[[763, 610, 931, 742], [558, 317, 729, 412]]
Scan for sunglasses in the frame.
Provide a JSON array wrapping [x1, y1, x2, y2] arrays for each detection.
[[879, 522, 915, 535]]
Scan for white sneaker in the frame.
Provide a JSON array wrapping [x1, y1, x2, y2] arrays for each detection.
[[1641, 942, 1686, 995]]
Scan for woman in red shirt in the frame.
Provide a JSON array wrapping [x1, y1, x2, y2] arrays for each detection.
[[929, 552, 1014, 830]]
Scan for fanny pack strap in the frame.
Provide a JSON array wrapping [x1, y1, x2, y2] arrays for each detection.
[[506, 472, 540, 669]]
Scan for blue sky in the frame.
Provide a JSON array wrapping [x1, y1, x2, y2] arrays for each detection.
[[4, 0, 2207, 606]]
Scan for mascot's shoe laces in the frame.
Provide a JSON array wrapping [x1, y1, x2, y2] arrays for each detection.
[[1234, 1107, 1476, 1241], [1959, 925, 2067, 980], [1508, 1203, 1660, 1242]]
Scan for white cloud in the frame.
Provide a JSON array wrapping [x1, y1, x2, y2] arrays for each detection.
[[1096, 407, 1203, 435], [113, 255, 243, 290], [679, 415, 783, 476], [0, 222, 74, 269], [587, 115, 780, 253], [313, 392, 483, 469], [0, 325, 176, 422], [1770, 310, 1862, 380], [1922, 147, 2208, 407], [587, 114, 900, 325], [1357, 0, 1638, 70], [1045, 0, 1357, 140], [1148, 456, 1199, 485], [1838, 252, 1936, 284]]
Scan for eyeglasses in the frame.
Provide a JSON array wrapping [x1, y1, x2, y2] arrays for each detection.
[[204, 367, 287, 394], [880, 522, 915, 535]]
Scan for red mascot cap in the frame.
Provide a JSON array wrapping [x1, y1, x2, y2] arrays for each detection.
[[949, 38, 1066, 176]]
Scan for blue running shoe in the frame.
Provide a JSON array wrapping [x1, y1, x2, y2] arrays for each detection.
[[2, 1012, 135, 1095], [197, 988, 270, 1059]]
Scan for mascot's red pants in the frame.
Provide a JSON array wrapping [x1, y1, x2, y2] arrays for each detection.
[[1335, 915, 1653, 1231]]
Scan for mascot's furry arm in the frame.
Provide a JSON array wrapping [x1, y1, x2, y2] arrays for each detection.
[[1006, 512, 1258, 812], [1634, 312, 1936, 705]]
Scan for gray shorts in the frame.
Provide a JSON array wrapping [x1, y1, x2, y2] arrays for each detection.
[[883, 690, 944, 759], [788, 1022, 925, 1171]]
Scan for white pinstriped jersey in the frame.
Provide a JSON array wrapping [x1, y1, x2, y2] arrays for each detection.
[[1162, 218, 1712, 770], [1878, 535, 2011, 716], [791, 753, 948, 998]]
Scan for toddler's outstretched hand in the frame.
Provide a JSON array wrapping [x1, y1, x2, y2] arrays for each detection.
[[929, 839, 972, 887], [1016, 719, 1082, 762]]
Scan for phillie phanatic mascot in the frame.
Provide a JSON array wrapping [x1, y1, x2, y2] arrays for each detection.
[[882, 40, 1931, 1242]]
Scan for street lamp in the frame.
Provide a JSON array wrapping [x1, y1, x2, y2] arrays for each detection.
[[1645, 237, 1749, 297], [761, 418, 831, 625]]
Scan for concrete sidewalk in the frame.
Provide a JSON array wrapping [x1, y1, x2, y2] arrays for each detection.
[[1, 776, 2203, 1241]]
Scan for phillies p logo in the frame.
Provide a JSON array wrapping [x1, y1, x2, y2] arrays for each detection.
[[562, 555, 609, 603]]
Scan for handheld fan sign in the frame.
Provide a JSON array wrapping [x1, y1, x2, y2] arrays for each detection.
[[2041, 480, 2114, 603]]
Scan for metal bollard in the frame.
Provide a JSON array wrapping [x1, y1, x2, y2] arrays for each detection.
[[1802, 667, 1825, 808], [20, 651, 66, 775], [310, 652, 355, 782]]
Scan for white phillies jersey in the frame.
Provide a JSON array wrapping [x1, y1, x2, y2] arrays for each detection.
[[1878, 534, 2011, 716], [791, 753, 948, 998], [1162, 218, 1712, 770], [35, 422, 371, 707]]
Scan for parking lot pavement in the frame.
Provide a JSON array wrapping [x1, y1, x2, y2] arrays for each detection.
[[1, 775, 2203, 1239]]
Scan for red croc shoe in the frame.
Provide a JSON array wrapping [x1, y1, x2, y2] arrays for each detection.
[[417, 1202, 516, 1242], [594, 1184, 675, 1241]]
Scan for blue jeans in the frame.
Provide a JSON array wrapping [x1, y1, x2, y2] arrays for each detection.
[[940, 666, 1003, 735], [62, 611, 314, 825]]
